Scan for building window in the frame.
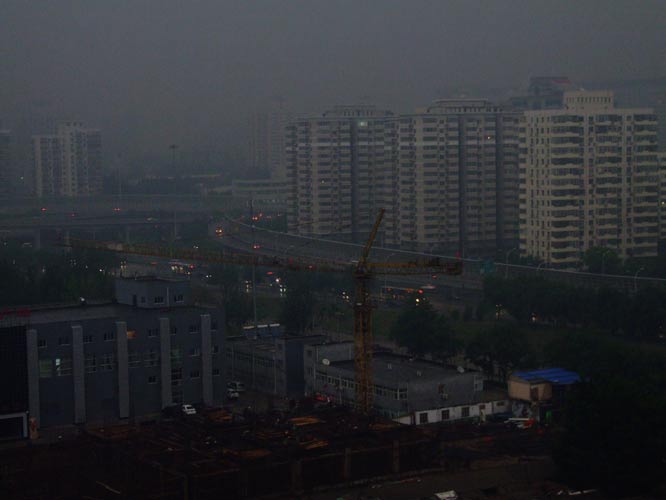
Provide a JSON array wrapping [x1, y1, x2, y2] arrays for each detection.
[[171, 327, 178, 335], [441, 409, 450, 421], [103, 332, 115, 342], [154, 296, 165, 304], [83, 335, 93, 344], [144, 349, 159, 367], [141, 296, 146, 303], [171, 348, 182, 366], [58, 337, 70, 346], [461, 406, 470, 418], [189, 347, 201, 357], [211, 321, 218, 331], [171, 367, 183, 386], [147, 328, 158, 338], [496, 401, 505, 407], [174, 294, 184, 303], [307, 349, 313, 358], [190, 370, 200, 379], [128, 352, 141, 368], [188, 325, 199, 334], [38, 339, 47, 349], [479, 404, 486, 410], [127, 330, 137, 340], [100, 353, 115, 371], [212, 368, 220, 376], [419, 412, 429, 425], [39, 359, 52, 378], [148, 375, 157, 384], [212, 345, 219, 354], [85, 355, 96, 373], [55, 357, 72, 376]]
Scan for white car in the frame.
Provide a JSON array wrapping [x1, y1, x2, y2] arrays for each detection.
[[227, 389, 240, 400], [181, 404, 197, 415], [227, 381, 245, 393]]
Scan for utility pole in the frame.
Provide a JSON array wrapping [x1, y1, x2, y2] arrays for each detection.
[[250, 196, 258, 327]]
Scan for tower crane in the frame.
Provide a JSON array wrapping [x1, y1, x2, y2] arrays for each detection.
[[64, 209, 462, 414]]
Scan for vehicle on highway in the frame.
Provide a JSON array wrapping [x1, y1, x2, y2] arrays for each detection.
[[181, 404, 197, 416]]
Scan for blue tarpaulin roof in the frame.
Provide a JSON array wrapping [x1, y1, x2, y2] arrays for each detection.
[[512, 368, 580, 385]]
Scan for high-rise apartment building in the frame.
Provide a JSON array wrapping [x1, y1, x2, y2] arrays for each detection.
[[386, 100, 520, 255], [249, 99, 292, 179], [286, 101, 520, 255], [32, 121, 102, 197], [285, 105, 393, 242], [0, 128, 12, 196], [520, 91, 660, 268]]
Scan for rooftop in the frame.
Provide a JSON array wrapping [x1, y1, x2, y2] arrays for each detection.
[[331, 353, 476, 385], [512, 368, 580, 385]]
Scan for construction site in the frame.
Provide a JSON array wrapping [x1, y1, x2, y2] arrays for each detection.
[[0, 404, 561, 499]]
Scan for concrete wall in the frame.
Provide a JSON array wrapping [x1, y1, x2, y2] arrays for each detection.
[[508, 379, 552, 402], [31, 306, 224, 428]]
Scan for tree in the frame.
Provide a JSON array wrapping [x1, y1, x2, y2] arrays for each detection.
[[583, 247, 622, 274], [390, 301, 458, 360], [465, 323, 533, 381]]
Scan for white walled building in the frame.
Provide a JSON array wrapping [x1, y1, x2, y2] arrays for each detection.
[[519, 91, 660, 267], [32, 121, 102, 197]]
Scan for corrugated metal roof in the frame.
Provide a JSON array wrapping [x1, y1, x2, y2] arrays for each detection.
[[512, 368, 580, 385]]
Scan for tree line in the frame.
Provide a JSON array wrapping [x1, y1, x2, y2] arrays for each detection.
[[484, 274, 666, 340]]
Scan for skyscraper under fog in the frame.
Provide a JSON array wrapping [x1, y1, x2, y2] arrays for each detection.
[[32, 121, 102, 197]]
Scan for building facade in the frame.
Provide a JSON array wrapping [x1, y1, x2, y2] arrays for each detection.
[[306, 352, 508, 424], [249, 99, 293, 179], [0, 129, 11, 197], [520, 91, 660, 267], [285, 102, 520, 255], [32, 121, 102, 197], [285, 105, 393, 242], [387, 100, 520, 255], [0, 277, 225, 431], [225, 332, 326, 398]]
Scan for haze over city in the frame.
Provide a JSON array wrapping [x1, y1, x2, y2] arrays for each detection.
[[1, 1, 666, 499], [2, 0, 665, 168]]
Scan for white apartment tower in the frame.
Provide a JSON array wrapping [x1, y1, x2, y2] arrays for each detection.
[[32, 122, 102, 197], [285, 105, 393, 241], [520, 91, 660, 268], [249, 99, 292, 179], [386, 100, 520, 255]]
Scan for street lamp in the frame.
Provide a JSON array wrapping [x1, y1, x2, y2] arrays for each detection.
[[505, 247, 518, 278], [634, 267, 645, 294], [600, 248, 613, 275]]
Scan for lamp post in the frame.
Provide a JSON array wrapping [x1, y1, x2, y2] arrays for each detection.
[[505, 248, 518, 278], [634, 267, 644, 294]]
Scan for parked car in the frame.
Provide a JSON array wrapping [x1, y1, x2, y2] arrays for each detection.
[[181, 404, 197, 415], [227, 389, 240, 400]]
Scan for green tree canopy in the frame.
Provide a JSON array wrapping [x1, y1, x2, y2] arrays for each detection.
[[390, 300, 458, 360]]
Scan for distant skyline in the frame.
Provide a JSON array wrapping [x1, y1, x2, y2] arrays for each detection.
[[1, 0, 665, 170]]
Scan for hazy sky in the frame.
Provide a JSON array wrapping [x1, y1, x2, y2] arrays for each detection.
[[1, 0, 665, 168]]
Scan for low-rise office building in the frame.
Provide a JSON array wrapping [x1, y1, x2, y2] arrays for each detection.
[[0, 277, 225, 435], [224, 331, 327, 398], [307, 352, 509, 425]]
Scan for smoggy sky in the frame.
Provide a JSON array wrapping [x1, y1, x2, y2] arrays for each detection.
[[1, 0, 664, 168]]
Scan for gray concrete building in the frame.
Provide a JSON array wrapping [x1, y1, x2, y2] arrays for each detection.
[[306, 351, 508, 424], [0, 277, 224, 432], [225, 332, 327, 398]]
